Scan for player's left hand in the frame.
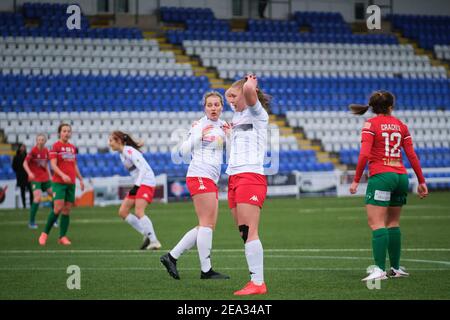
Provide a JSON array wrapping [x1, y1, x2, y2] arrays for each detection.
[[244, 73, 258, 88], [349, 181, 358, 194], [79, 179, 85, 192], [222, 122, 232, 136]]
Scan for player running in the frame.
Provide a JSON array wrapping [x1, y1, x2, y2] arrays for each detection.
[[108, 131, 161, 250], [349, 91, 428, 281], [225, 74, 270, 295], [23, 133, 58, 229], [160, 91, 230, 280], [39, 123, 84, 246]]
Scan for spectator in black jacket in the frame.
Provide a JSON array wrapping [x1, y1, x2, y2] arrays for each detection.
[[12, 144, 33, 209]]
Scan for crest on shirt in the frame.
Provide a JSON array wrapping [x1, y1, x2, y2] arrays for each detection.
[[127, 149, 133, 155]]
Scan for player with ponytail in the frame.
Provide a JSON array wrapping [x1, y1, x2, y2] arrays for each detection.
[[109, 131, 161, 250], [349, 91, 428, 281]]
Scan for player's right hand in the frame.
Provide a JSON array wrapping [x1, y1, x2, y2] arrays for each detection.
[[349, 181, 358, 194], [202, 125, 214, 137], [62, 174, 72, 183], [417, 183, 428, 199], [28, 173, 35, 181]]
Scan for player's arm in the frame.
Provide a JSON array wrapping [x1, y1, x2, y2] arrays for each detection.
[[50, 158, 70, 183], [243, 74, 258, 107], [179, 122, 210, 156], [74, 160, 84, 191], [22, 154, 35, 181], [350, 123, 375, 193], [244, 74, 268, 120], [402, 126, 428, 198], [46, 162, 52, 180]]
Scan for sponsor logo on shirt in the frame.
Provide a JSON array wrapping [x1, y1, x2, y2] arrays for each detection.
[[233, 123, 254, 132]]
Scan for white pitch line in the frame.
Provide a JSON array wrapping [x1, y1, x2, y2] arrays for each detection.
[[298, 205, 450, 213], [1, 255, 449, 267], [1, 248, 450, 254], [338, 216, 450, 220], [0, 267, 449, 271]]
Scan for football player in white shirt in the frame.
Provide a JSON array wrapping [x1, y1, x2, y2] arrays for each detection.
[[225, 74, 270, 295], [108, 131, 161, 250], [160, 91, 231, 280]]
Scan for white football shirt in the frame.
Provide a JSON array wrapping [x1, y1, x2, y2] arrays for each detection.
[[120, 146, 156, 187], [180, 116, 226, 183], [226, 100, 268, 176]]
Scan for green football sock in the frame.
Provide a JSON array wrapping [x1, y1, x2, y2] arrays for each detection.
[[372, 228, 389, 271], [44, 210, 58, 234], [388, 227, 401, 270], [29, 202, 40, 224], [59, 215, 70, 238]]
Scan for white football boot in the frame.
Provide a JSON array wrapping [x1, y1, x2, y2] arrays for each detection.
[[388, 266, 409, 278], [362, 265, 388, 281]]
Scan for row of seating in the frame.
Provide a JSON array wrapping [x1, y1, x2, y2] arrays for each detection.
[[286, 110, 450, 152], [183, 40, 445, 79], [0, 36, 155, 46], [435, 45, 450, 61], [0, 147, 334, 180], [388, 14, 450, 50], [167, 29, 398, 45], [0, 3, 143, 39], [340, 148, 450, 169], [184, 40, 410, 51]]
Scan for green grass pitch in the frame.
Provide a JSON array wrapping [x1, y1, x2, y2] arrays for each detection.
[[0, 192, 449, 300]]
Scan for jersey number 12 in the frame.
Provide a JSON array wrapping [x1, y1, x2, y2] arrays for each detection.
[[382, 132, 401, 157]]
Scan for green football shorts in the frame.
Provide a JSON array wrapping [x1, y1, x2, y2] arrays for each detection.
[[365, 172, 409, 207], [31, 180, 52, 192], [52, 182, 76, 203]]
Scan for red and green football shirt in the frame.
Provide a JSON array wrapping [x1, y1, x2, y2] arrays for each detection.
[[49, 141, 77, 184], [25, 146, 50, 182]]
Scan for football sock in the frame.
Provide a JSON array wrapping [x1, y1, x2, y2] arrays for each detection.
[[245, 239, 264, 285], [43, 210, 58, 234], [372, 228, 389, 271], [170, 227, 198, 259], [139, 215, 158, 242], [59, 215, 70, 238], [197, 226, 213, 273], [29, 202, 39, 224], [388, 227, 401, 270], [125, 214, 143, 234]]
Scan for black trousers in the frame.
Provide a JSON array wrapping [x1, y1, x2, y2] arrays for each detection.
[[19, 184, 33, 209]]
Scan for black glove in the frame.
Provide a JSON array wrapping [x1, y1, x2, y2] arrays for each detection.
[[129, 185, 139, 196]]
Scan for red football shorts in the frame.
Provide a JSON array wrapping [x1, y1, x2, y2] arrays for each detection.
[[186, 177, 218, 199], [126, 184, 155, 203], [228, 173, 267, 209]]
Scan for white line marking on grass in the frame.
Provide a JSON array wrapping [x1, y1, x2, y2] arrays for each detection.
[[0, 267, 448, 271], [1, 248, 449, 254], [298, 205, 450, 214], [338, 216, 450, 220], [1, 254, 449, 266]]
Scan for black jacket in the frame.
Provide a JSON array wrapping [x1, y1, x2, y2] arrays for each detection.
[[12, 152, 29, 187]]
